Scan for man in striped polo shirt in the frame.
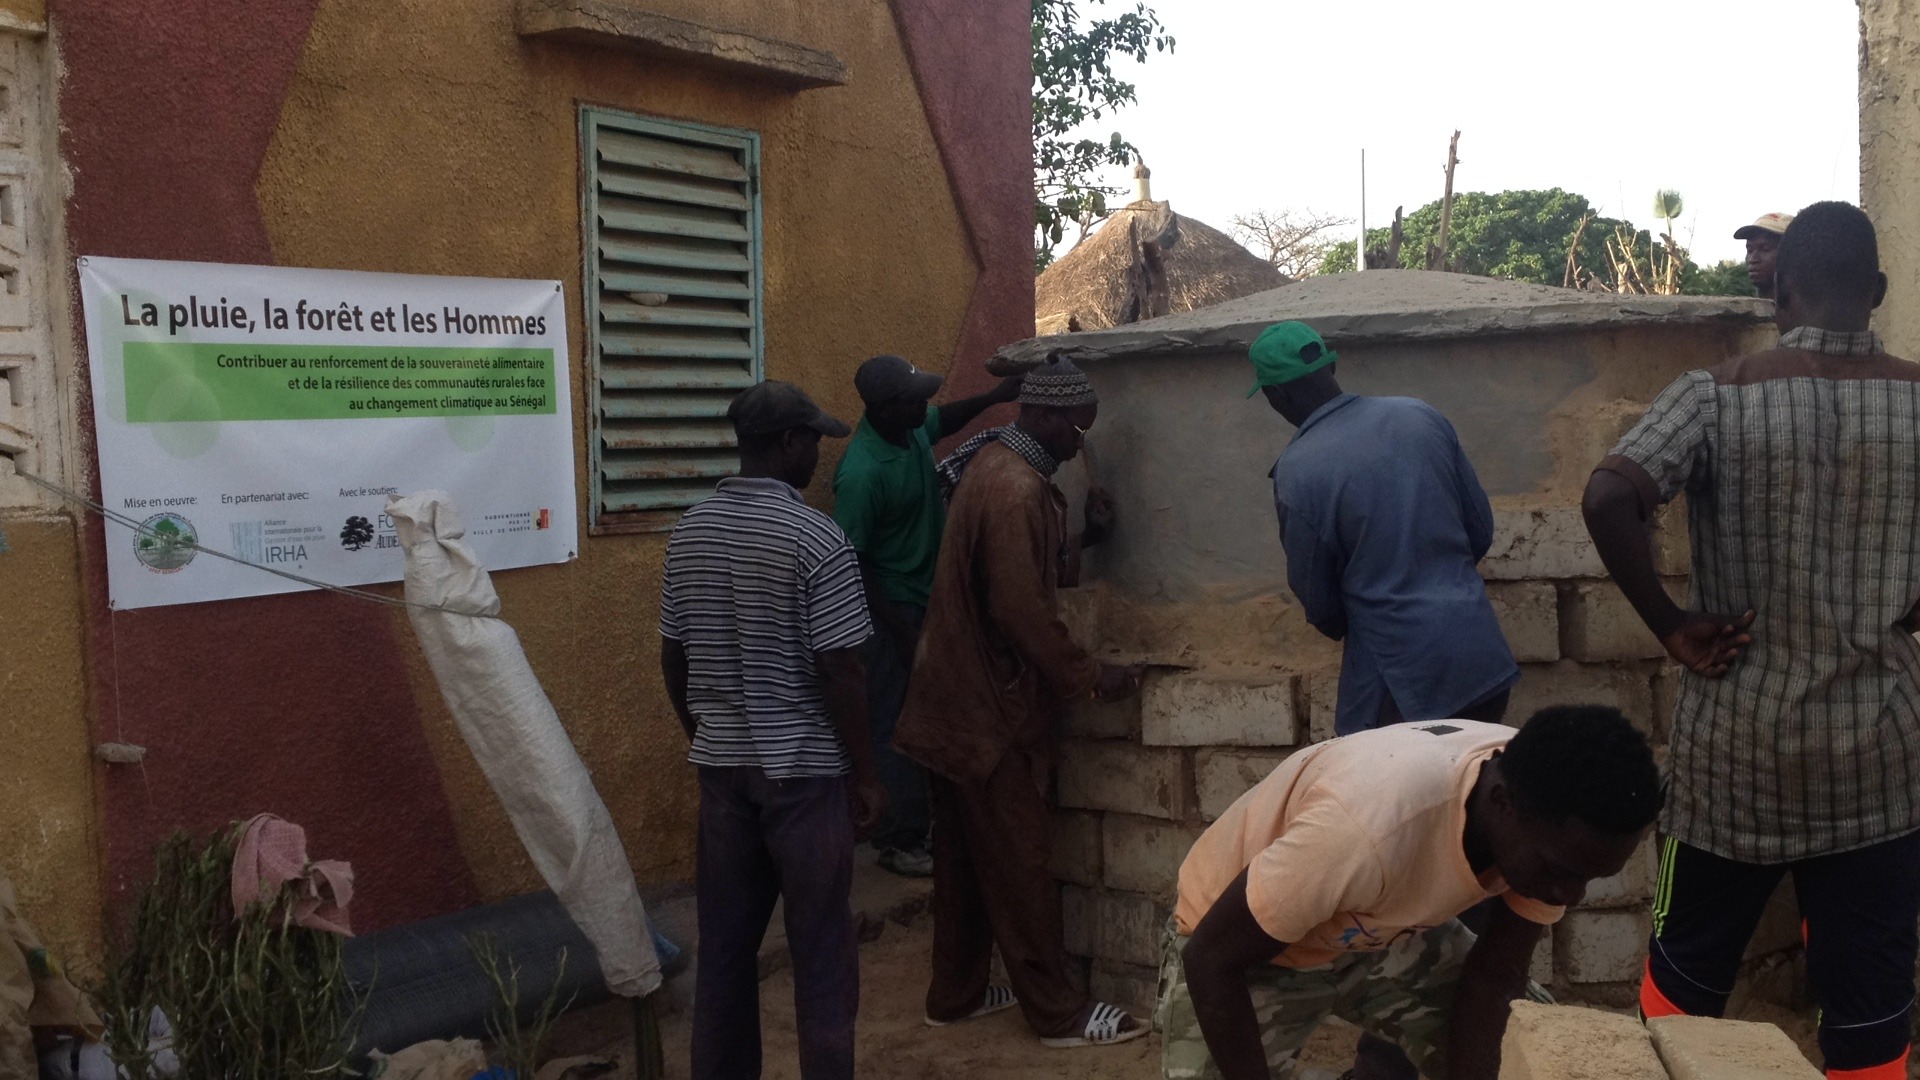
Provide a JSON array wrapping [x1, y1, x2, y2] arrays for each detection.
[[1584, 202, 1920, 1080], [660, 380, 885, 1080]]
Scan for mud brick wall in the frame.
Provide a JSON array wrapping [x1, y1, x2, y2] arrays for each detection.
[[1052, 503, 1802, 1015]]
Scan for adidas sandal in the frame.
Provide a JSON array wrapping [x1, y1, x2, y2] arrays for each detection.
[[1040, 1001, 1148, 1048], [924, 984, 1018, 1027]]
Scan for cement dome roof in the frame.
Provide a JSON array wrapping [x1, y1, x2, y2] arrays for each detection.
[[996, 270, 1772, 372]]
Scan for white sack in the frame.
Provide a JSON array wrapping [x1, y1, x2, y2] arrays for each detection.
[[387, 492, 660, 998]]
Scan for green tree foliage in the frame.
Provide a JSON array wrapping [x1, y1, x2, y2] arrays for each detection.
[[1682, 259, 1756, 296], [1033, 0, 1173, 269], [1321, 189, 1622, 282], [1318, 188, 1757, 295]]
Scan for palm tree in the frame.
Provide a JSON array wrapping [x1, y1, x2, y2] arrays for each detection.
[[1652, 189, 1684, 293]]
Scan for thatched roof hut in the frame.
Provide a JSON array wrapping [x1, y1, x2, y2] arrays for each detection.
[[1035, 161, 1289, 334]]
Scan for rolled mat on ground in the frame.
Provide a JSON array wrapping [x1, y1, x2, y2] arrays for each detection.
[[387, 492, 659, 1000]]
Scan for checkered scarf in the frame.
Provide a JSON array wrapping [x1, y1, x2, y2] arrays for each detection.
[[935, 424, 1060, 502]]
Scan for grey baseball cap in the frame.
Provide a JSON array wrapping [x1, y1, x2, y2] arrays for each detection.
[[727, 381, 852, 438]]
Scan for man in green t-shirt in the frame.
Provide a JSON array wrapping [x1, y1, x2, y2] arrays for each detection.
[[835, 354, 1020, 876]]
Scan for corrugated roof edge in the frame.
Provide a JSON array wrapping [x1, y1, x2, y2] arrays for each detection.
[[991, 272, 1773, 373]]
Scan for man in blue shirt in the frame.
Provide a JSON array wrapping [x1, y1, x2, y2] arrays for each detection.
[[1255, 321, 1517, 734], [1253, 320, 1520, 1080]]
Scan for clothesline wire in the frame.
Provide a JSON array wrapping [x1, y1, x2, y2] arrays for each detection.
[[13, 468, 504, 621]]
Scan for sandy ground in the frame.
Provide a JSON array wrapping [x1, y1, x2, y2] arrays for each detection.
[[652, 916, 1360, 1080], [552, 924, 1857, 1080]]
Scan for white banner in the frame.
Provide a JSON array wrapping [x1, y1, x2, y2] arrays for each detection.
[[79, 256, 578, 610]]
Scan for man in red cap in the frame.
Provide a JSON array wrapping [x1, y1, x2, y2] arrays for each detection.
[[1735, 212, 1794, 300]]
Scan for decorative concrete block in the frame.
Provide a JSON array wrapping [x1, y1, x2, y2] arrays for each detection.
[[1651, 500, 1692, 577], [1506, 660, 1656, 733], [1743, 880, 1800, 960], [1483, 507, 1608, 581], [1305, 670, 1339, 743], [1059, 741, 1191, 820], [1065, 696, 1138, 740], [1579, 835, 1656, 909], [1094, 889, 1170, 969], [1529, 931, 1554, 986], [1090, 961, 1161, 1016], [1057, 585, 1103, 652], [1650, 663, 1679, 745], [1553, 908, 1649, 984], [1102, 814, 1204, 899], [1051, 811, 1102, 888], [1061, 884, 1095, 958], [1141, 673, 1299, 747], [1561, 580, 1685, 662], [1195, 749, 1289, 821], [1487, 580, 1560, 663], [1499, 1001, 1666, 1080], [1648, 1015, 1821, 1079]]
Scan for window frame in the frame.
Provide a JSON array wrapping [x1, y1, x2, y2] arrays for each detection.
[[579, 105, 766, 535]]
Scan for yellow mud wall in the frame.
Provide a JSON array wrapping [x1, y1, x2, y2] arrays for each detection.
[[0, 0, 42, 32], [0, 514, 102, 970], [256, 0, 975, 894], [1864, 0, 1920, 355]]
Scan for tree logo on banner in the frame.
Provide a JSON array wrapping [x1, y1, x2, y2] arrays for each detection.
[[339, 515, 375, 552], [134, 513, 197, 573]]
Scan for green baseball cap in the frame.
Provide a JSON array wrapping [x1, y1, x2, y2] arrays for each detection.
[[1246, 321, 1338, 397]]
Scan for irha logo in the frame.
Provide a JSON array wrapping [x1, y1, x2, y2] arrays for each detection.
[[134, 513, 197, 573]]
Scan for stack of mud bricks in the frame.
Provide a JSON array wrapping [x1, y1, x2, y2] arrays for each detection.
[[1501, 1001, 1819, 1078], [1052, 503, 1803, 1014]]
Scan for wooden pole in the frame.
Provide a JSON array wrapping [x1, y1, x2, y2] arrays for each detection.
[[1357, 149, 1368, 271], [1435, 130, 1461, 270], [1563, 212, 1593, 289]]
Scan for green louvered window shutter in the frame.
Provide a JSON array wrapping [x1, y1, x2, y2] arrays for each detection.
[[581, 108, 764, 528]]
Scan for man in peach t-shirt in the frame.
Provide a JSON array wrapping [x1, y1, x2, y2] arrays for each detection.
[[1158, 707, 1662, 1080]]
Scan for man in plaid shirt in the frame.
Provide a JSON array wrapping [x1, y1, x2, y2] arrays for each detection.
[[1583, 201, 1920, 1080]]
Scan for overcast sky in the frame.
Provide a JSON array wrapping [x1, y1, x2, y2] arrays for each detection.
[[1068, 0, 1860, 266]]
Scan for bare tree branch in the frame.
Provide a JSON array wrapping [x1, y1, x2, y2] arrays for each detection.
[[1229, 209, 1353, 280]]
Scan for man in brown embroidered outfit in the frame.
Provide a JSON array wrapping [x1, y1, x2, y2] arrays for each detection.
[[896, 358, 1147, 1049]]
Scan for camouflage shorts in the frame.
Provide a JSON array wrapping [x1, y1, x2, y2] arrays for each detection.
[[1154, 917, 1551, 1079]]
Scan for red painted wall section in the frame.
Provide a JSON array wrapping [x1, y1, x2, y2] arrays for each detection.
[[54, 0, 481, 929], [890, 0, 1037, 429]]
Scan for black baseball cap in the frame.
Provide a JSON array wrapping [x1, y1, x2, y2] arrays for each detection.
[[854, 354, 944, 407], [727, 381, 852, 438]]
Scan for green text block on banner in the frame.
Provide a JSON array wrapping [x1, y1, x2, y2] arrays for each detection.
[[123, 342, 559, 422]]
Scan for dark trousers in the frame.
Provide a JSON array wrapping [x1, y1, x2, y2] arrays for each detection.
[[867, 600, 931, 852], [927, 748, 1087, 1038], [1375, 685, 1512, 727], [692, 766, 858, 1080], [1642, 830, 1920, 1075]]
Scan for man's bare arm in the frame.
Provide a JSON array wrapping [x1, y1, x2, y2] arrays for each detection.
[[1445, 903, 1543, 1080], [933, 375, 1025, 439], [1582, 468, 1750, 676], [817, 646, 887, 837], [1182, 870, 1289, 1080], [660, 638, 696, 742]]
